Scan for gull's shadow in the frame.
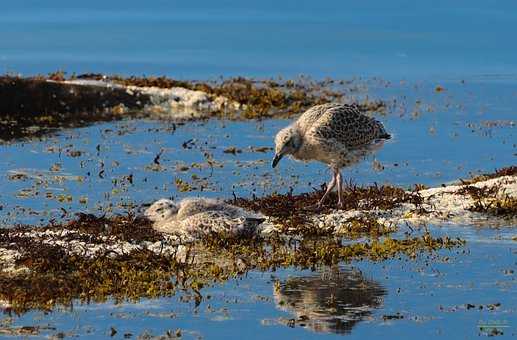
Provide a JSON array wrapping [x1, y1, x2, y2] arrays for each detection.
[[273, 267, 386, 335]]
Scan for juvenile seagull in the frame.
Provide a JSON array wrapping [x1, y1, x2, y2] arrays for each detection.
[[272, 103, 390, 208], [145, 198, 265, 237]]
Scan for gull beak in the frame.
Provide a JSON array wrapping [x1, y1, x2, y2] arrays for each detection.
[[272, 153, 283, 168]]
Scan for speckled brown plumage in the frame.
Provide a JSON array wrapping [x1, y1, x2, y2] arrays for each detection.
[[145, 198, 266, 237], [273, 103, 390, 207]]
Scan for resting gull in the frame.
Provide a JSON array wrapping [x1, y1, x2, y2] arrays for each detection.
[[145, 198, 266, 237]]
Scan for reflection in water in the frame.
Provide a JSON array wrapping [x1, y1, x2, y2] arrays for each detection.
[[273, 268, 386, 335]]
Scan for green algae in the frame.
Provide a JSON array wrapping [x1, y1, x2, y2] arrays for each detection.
[[5, 169, 517, 314], [0, 211, 464, 314], [102, 75, 386, 119]]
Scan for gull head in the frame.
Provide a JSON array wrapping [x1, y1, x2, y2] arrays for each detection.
[[272, 126, 301, 168], [145, 198, 179, 222]]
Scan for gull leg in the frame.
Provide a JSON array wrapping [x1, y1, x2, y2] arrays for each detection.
[[317, 170, 337, 207], [336, 171, 344, 208]]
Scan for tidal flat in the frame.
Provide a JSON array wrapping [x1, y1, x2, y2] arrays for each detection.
[[0, 75, 515, 339]]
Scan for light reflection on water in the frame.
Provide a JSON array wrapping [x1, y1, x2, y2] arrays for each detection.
[[273, 268, 386, 335], [0, 0, 516, 337], [0, 80, 515, 338], [3, 234, 514, 339]]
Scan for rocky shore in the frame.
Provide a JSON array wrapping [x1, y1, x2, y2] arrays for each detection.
[[1, 167, 515, 313], [0, 74, 384, 140]]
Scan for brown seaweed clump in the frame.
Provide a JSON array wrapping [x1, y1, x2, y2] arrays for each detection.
[[232, 183, 424, 234], [459, 183, 517, 217], [455, 166, 517, 217], [63, 212, 163, 243], [79, 75, 384, 119], [461, 166, 517, 185], [0, 75, 149, 140]]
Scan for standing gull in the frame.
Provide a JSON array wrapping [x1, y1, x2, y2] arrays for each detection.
[[145, 198, 266, 237], [272, 103, 390, 208]]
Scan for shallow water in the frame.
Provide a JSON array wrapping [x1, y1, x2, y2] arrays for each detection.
[[1, 2, 517, 333], [0, 77, 515, 338], [2, 227, 515, 339], [0, 78, 514, 226]]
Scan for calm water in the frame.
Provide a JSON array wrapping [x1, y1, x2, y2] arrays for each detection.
[[0, 78, 514, 226], [1, 2, 516, 338], [2, 0, 517, 79], [2, 230, 516, 339], [0, 77, 515, 338]]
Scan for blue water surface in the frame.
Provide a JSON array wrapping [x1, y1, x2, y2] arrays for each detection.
[[1, 0, 517, 79], [0, 2, 516, 339]]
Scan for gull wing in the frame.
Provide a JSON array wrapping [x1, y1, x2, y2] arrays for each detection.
[[308, 104, 389, 149]]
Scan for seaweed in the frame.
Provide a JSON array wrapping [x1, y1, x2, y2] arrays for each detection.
[[459, 183, 517, 217], [0, 73, 386, 140], [232, 183, 423, 231], [0, 210, 463, 314], [102, 75, 385, 119], [0, 75, 148, 140], [461, 166, 517, 185]]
